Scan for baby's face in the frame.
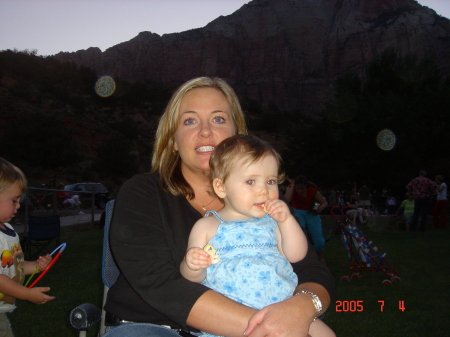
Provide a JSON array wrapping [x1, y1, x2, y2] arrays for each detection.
[[0, 181, 22, 225], [220, 154, 279, 219]]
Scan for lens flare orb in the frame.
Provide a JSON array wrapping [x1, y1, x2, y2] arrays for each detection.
[[376, 129, 396, 151], [95, 76, 116, 97]]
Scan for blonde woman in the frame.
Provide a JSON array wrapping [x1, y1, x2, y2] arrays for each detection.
[[103, 77, 334, 337]]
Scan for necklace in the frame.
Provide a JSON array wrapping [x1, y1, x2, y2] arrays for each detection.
[[199, 196, 217, 211]]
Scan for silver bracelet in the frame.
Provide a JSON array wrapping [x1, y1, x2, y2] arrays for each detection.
[[294, 290, 323, 321]]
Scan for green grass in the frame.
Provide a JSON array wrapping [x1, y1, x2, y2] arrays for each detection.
[[322, 224, 450, 337], [9, 224, 450, 337], [10, 227, 103, 337]]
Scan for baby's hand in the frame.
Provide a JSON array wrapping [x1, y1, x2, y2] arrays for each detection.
[[27, 287, 56, 305], [36, 254, 52, 271], [185, 247, 211, 271], [264, 199, 292, 224]]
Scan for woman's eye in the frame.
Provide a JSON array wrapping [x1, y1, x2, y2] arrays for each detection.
[[245, 180, 255, 185], [183, 118, 195, 125], [213, 116, 225, 124]]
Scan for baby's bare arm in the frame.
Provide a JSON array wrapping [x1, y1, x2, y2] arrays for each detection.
[[180, 216, 219, 282], [266, 199, 308, 262], [181, 247, 210, 282]]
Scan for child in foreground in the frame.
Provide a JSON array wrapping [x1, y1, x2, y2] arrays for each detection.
[[0, 158, 54, 336], [180, 135, 334, 337]]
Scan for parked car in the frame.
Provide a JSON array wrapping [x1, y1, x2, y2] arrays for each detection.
[[64, 183, 110, 209]]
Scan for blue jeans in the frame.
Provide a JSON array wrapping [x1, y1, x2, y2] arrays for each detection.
[[293, 209, 325, 252], [103, 323, 182, 337]]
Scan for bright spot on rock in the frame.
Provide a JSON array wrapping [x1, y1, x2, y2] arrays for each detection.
[[95, 76, 116, 97]]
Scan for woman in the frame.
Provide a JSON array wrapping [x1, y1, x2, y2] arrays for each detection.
[[345, 193, 365, 225], [103, 77, 335, 337], [433, 175, 447, 228], [285, 176, 328, 262]]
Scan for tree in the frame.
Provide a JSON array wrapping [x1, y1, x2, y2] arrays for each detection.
[[283, 50, 450, 194], [93, 133, 138, 177]]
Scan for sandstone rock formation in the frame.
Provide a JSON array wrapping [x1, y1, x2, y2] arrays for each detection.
[[54, 0, 450, 115]]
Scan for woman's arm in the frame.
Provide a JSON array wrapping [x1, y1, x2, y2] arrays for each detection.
[[242, 241, 334, 337], [313, 191, 328, 214], [243, 281, 330, 337], [108, 174, 212, 328], [285, 184, 294, 202], [188, 290, 258, 337]]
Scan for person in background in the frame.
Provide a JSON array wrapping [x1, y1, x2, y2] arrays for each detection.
[[358, 182, 371, 217], [395, 192, 415, 232], [103, 77, 335, 337], [181, 134, 334, 337], [56, 184, 84, 215], [369, 203, 379, 216], [327, 189, 338, 211], [432, 175, 447, 229], [0, 158, 54, 337], [406, 170, 434, 231], [285, 175, 328, 262], [345, 193, 365, 225]]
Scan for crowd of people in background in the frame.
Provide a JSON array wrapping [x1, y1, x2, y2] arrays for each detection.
[[311, 170, 447, 232]]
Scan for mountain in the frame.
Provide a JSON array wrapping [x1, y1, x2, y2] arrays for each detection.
[[53, 0, 450, 115]]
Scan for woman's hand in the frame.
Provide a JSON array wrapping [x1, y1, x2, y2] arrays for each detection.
[[243, 295, 315, 337], [286, 176, 295, 185], [313, 192, 328, 214]]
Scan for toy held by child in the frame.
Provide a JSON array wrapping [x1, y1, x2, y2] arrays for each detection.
[[0, 158, 54, 336], [180, 135, 335, 337]]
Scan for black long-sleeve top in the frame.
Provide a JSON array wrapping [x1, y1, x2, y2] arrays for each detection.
[[104, 172, 335, 330]]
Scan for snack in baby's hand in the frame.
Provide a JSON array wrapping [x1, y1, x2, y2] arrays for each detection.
[[203, 244, 220, 264], [263, 203, 268, 213]]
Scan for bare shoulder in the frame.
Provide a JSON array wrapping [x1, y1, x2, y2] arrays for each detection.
[[195, 214, 220, 228], [191, 214, 221, 240]]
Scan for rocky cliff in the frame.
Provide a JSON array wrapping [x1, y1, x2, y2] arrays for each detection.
[[54, 0, 450, 114]]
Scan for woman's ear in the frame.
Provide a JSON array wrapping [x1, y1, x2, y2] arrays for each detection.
[[213, 178, 226, 198]]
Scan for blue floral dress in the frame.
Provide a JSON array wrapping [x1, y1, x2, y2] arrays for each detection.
[[202, 211, 298, 310]]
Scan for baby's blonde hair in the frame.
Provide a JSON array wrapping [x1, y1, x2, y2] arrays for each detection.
[[209, 134, 285, 185], [0, 158, 27, 194]]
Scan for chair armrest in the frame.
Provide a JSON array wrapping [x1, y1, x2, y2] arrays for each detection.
[[70, 303, 102, 331]]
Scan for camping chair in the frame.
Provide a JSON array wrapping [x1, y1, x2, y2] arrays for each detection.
[[21, 215, 61, 260], [70, 200, 117, 337]]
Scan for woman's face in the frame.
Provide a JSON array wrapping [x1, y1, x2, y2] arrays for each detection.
[[174, 87, 236, 175], [295, 184, 306, 194]]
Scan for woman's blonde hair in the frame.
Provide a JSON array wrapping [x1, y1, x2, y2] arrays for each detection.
[[0, 158, 27, 194], [209, 134, 285, 186], [151, 77, 247, 198]]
